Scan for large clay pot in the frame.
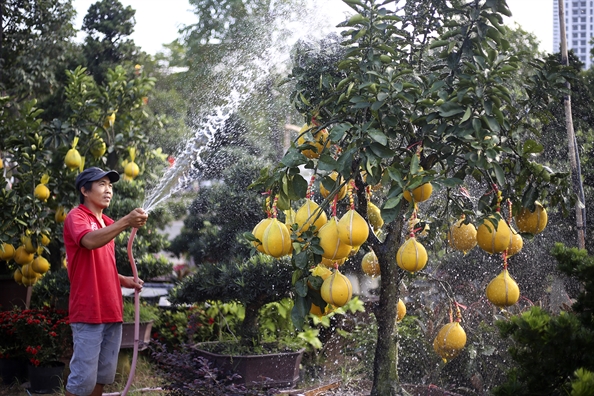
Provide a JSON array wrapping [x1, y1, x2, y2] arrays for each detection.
[[193, 342, 305, 388]]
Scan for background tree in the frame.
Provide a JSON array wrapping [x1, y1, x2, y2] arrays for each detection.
[[251, 0, 573, 394]]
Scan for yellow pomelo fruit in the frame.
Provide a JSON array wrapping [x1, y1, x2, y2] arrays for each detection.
[[403, 183, 433, 203], [320, 256, 346, 268], [262, 218, 292, 258], [13, 268, 23, 285], [433, 322, 467, 362], [22, 235, 36, 254], [448, 218, 477, 254], [297, 123, 328, 159], [338, 209, 369, 247], [515, 202, 548, 235], [0, 243, 15, 261], [367, 202, 384, 231], [361, 250, 380, 277], [310, 303, 324, 316], [321, 270, 353, 307], [486, 269, 520, 308], [64, 148, 82, 170], [476, 216, 511, 254], [507, 227, 523, 257], [318, 217, 353, 260], [32, 256, 50, 274], [124, 161, 140, 179], [311, 264, 332, 281], [295, 199, 328, 235], [90, 139, 107, 158], [55, 206, 67, 223], [34, 184, 50, 202], [252, 218, 274, 253], [40, 233, 50, 246], [14, 246, 34, 265], [319, 172, 347, 201], [21, 275, 38, 287], [103, 112, 116, 128], [21, 263, 38, 278], [396, 299, 406, 322], [396, 237, 428, 273]]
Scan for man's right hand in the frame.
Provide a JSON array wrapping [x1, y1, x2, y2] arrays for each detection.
[[129, 208, 148, 228]]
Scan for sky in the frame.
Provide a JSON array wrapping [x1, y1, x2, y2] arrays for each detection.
[[72, 0, 554, 56]]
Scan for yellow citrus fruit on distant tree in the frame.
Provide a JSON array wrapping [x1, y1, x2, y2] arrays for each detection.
[[65, 147, 82, 170], [337, 209, 369, 247], [433, 322, 467, 362], [124, 161, 140, 179], [403, 183, 433, 203], [40, 233, 50, 246], [0, 243, 15, 261], [103, 112, 116, 128], [55, 206, 67, 223], [21, 263, 38, 278], [396, 237, 428, 273], [321, 270, 353, 307], [32, 256, 50, 274], [262, 218, 292, 258], [252, 218, 274, 253], [295, 199, 328, 235], [367, 202, 384, 232], [319, 172, 347, 201], [515, 202, 548, 235], [476, 216, 511, 254], [13, 268, 23, 285], [90, 137, 107, 158], [396, 299, 406, 322], [318, 217, 353, 260], [507, 227, 523, 257], [486, 269, 520, 308], [448, 218, 477, 254], [22, 235, 36, 254], [361, 250, 380, 277], [34, 183, 50, 202], [297, 123, 328, 159], [14, 246, 34, 265], [21, 275, 38, 287]]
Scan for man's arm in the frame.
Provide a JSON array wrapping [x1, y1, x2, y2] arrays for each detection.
[[80, 208, 148, 250]]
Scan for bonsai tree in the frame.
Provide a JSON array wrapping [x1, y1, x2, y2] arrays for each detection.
[[168, 253, 293, 346], [249, 0, 573, 394]]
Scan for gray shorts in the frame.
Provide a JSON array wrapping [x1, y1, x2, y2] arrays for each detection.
[[66, 322, 123, 396]]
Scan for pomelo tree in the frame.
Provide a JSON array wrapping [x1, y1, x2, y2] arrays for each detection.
[[250, 0, 573, 394]]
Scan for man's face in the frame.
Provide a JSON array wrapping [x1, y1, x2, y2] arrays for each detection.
[[83, 176, 113, 209]]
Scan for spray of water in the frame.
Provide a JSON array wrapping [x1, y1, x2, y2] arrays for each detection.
[[141, 1, 351, 213]]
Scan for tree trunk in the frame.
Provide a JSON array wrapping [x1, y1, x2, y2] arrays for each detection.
[[240, 302, 261, 347], [371, 210, 406, 395]]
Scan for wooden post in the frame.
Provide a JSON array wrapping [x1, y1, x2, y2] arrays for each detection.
[[557, 0, 587, 249]]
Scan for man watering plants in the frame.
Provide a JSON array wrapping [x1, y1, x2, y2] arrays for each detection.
[[63, 167, 148, 396]]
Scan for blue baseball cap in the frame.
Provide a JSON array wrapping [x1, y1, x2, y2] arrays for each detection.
[[75, 167, 120, 191]]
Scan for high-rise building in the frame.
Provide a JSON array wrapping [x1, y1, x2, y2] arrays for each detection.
[[553, 1, 594, 69]]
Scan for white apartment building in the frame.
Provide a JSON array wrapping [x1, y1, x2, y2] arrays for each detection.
[[553, 0, 594, 69]]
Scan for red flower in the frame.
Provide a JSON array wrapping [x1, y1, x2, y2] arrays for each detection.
[[208, 318, 215, 325]]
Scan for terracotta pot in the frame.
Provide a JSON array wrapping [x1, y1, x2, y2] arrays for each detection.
[[120, 321, 153, 350], [193, 342, 305, 388]]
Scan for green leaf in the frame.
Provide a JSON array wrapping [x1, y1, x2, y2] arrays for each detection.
[[439, 102, 465, 117], [291, 296, 309, 330], [281, 147, 308, 167], [295, 278, 309, 297], [369, 142, 395, 158], [294, 251, 309, 270], [290, 174, 308, 199], [492, 162, 505, 186], [318, 154, 338, 171], [522, 139, 544, 155], [368, 129, 388, 145], [383, 195, 402, 210], [522, 184, 539, 208]]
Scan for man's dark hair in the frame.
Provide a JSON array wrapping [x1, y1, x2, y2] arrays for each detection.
[[79, 181, 94, 204]]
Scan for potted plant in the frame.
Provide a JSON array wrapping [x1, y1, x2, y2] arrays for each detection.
[[11, 307, 71, 393], [168, 253, 305, 388], [120, 300, 159, 350], [31, 267, 71, 310]]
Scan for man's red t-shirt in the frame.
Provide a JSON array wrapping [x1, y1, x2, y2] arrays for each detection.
[[63, 204, 123, 324]]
